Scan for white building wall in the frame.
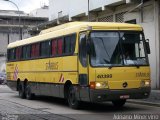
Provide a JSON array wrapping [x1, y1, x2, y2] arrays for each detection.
[[49, 0, 124, 21], [49, 0, 69, 20], [89, 0, 124, 11], [0, 33, 8, 53], [69, 0, 87, 18], [30, 7, 49, 18], [140, 4, 158, 89], [0, 56, 6, 72]]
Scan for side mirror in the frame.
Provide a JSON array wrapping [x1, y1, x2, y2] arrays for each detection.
[[145, 39, 150, 54]]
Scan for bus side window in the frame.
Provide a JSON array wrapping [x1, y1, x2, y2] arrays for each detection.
[[57, 38, 63, 56], [31, 43, 40, 58], [22, 46, 26, 59], [64, 36, 71, 54], [8, 48, 16, 61], [31, 44, 36, 58], [35, 43, 40, 57], [79, 33, 87, 67], [64, 34, 76, 55], [71, 34, 76, 53], [22, 45, 31, 59], [40, 41, 51, 57], [51, 39, 57, 56], [16, 47, 22, 60]]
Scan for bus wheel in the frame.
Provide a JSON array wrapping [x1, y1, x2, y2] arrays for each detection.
[[26, 84, 34, 100], [67, 85, 79, 109], [112, 99, 126, 108], [18, 82, 25, 99]]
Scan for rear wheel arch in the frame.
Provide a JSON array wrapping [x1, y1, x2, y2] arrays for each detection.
[[64, 80, 72, 99]]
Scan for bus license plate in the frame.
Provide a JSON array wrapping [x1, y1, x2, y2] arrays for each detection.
[[120, 95, 130, 99]]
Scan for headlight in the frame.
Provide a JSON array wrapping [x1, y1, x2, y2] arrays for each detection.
[[145, 81, 150, 86], [90, 81, 108, 89], [95, 81, 108, 89], [96, 83, 101, 87], [141, 80, 150, 87]]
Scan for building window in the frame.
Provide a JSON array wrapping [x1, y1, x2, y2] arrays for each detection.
[[58, 11, 63, 18], [98, 15, 113, 22], [115, 12, 126, 23], [125, 19, 137, 24]]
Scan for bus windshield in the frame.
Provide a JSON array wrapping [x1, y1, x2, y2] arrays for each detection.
[[90, 31, 148, 67]]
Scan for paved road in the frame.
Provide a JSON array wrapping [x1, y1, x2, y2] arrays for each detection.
[[0, 85, 160, 120]]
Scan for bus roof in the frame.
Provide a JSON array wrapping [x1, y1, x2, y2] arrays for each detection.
[[7, 22, 143, 49]]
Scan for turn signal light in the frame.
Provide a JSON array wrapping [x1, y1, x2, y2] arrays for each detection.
[[90, 82, 95, 89]]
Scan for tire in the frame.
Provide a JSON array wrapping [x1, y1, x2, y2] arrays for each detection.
[[25, 84, 34, 100], [18, 82, 26, 99], [67, 85, 79, 109], [112, 99, 126, 108]]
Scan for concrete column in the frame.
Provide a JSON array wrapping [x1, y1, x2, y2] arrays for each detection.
[[154, 0, 160, 89]]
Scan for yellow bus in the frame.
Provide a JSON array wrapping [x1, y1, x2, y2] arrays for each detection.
[[6, 22, 151, 109]]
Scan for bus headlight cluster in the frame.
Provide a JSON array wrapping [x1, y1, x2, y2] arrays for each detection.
[[141, 80, 150, 87], [90, 81, 108, 89], [95, 81, 108, 89]]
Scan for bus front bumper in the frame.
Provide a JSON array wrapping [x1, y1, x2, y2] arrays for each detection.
[[89, 87, 151, 102]]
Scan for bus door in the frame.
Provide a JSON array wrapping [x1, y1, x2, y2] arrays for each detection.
[[78, 32, 90, 101]]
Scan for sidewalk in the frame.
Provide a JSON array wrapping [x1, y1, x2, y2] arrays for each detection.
[[128, 90, 160, 107]]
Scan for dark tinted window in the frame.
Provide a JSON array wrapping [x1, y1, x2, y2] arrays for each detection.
[[8, 48, 16, 61], [64, 34, 76, 54], [79, 33, 87, 67], [64, 36, 71, 54], [16, 47, 22, 60], [51, 39, 57, 56], [22, 45, 31, 59], [31, 43, 40, 58], [57, 38, 63, 55], [40, 41, 51, 57]]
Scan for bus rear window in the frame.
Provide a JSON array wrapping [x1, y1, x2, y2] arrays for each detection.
[[8, 48, 16, 61]]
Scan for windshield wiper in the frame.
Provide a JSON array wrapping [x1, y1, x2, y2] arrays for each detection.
[[134, 62, 140, 68], [108, 65, 113, 69], [103, 59, 113, 69]]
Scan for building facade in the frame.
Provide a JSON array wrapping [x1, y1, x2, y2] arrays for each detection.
[[49, 0, 160, 89], [29, 5, 49, 18], [0, 10, 48, 72]]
